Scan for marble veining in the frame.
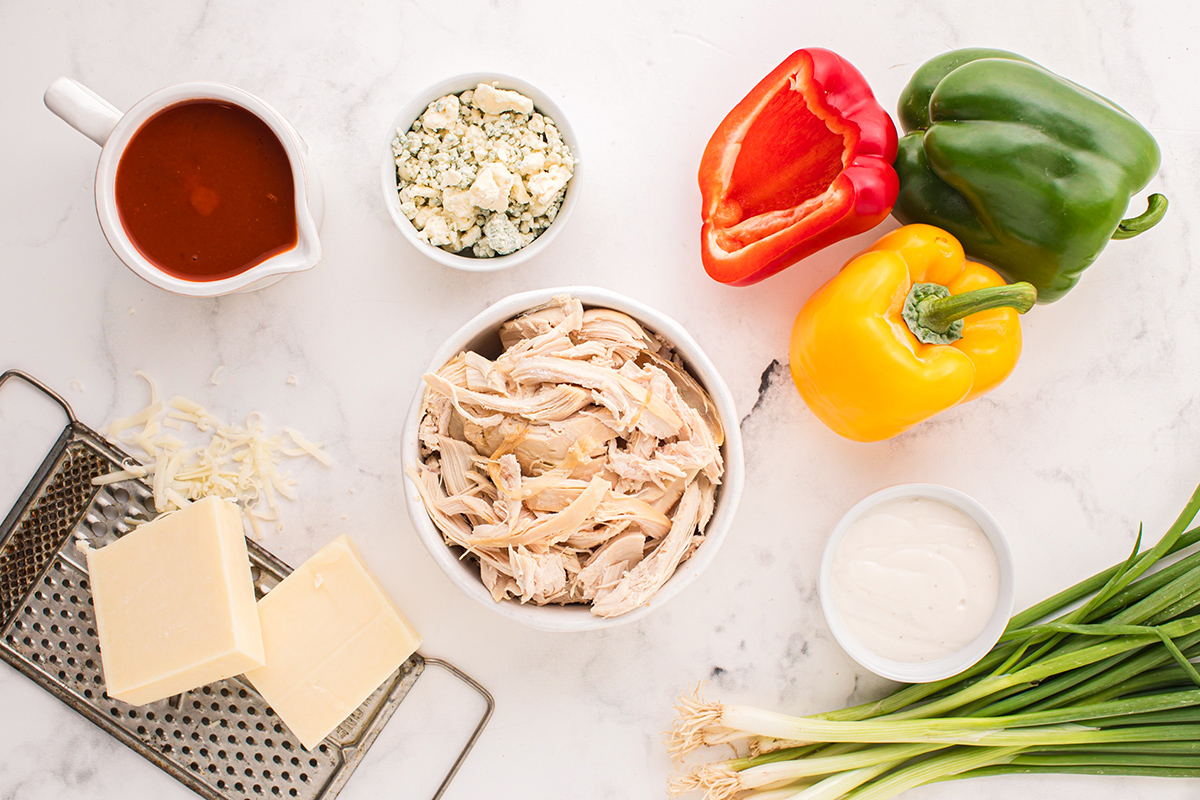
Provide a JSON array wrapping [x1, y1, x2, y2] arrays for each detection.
[[4, 1, 1200, 799]]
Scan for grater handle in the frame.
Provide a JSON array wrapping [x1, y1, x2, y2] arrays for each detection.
[[0, 370, 77, 424], [422, 657, 495, 800]]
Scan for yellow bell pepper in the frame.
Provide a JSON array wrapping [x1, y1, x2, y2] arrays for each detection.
[[789, 224, 1035, 442]]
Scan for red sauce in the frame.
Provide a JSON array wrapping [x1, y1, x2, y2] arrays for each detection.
[[115, 100, 298, 282]]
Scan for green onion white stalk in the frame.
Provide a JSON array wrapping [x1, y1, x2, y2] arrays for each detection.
[[669, 481, 1200, 800]]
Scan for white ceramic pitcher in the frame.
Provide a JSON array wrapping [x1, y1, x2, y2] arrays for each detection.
[[44, 77, 324, 297]]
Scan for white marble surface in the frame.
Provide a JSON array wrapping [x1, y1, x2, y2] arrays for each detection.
[[3, 1, 1200, 798]]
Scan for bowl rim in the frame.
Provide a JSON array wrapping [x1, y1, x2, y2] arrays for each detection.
[[401, 286, 745, 632], [379, 73, 581, 272], [818, 483, 1016, 682]]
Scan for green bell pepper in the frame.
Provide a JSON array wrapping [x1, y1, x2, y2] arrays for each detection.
[[893, 48, 1166, 303]]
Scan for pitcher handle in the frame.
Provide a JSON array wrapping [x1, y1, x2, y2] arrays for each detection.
[[44, 76, 123, 146]]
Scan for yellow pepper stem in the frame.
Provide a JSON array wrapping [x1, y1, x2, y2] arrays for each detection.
[[905, 281, 1038, 345]]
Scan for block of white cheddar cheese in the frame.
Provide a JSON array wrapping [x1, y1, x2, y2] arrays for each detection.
[[87, 496, 265, 705], [244, 534, 422, 749]]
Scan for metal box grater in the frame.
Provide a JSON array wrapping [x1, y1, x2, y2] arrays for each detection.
[[0, 370, 493, 800]]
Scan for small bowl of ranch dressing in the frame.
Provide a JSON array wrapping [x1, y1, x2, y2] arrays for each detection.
[[819, 484, 1015, 683]]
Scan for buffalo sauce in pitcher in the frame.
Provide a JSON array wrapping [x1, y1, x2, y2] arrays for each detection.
[[114, 100, 297, 281]]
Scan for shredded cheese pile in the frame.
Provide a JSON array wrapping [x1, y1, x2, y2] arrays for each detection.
[[93, 372, 332, 536]]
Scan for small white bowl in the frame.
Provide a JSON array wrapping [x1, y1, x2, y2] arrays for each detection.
[[819, 484, 1015, 683], [380, 73, 581, 272], [401, 286, 745, 632]]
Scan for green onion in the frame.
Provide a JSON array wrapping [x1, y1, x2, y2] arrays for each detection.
[[668, 480, 1200, 800]]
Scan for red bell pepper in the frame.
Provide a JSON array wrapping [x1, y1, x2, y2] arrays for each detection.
[[699, 48, 899, 286]]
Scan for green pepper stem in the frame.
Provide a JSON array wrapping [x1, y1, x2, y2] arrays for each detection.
[[905, 282, 1037, 345], [1113, 194, 1168, 240]]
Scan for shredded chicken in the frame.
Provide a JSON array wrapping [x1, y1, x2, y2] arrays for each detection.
[[410, 294, 725, 617]]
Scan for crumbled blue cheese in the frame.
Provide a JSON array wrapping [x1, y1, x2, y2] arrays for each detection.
[[392, 83, 575, 257]]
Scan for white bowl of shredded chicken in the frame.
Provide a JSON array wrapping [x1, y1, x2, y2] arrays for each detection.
[[402, 288, 744, 631]]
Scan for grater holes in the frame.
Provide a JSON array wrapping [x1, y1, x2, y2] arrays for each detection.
[[3, 460, 354, 800]]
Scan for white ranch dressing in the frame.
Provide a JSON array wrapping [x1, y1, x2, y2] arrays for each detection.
[[830, 496, 999, 663]]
